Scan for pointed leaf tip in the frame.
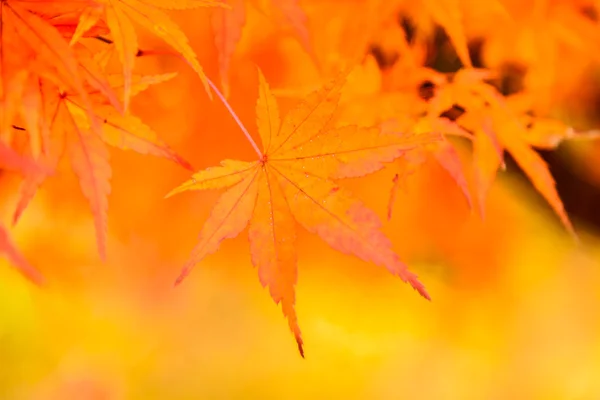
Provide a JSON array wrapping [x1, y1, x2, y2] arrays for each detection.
[[164, 183, 190, 199], [174, 263, 194, 286], [178, 157, 194, 171], [0, 225, 44, 285], [298, 341, 305, 358], [405, 270, 431, 300], [416, 283, 431, 301]]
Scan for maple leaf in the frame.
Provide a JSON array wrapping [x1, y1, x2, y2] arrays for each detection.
[[0, 2, 82, 90], [334, 58, 474, 216], [11, 73, 191, 260], [0, 224, 43, 285], [167, 69, 440, 356], [427, 68, 585, 239], [0, 1, 128, 172], [5, 49, 121, 156], [211, 0, 311, 96], [0, 1, 112, 119], [71, 0, 229, 110]]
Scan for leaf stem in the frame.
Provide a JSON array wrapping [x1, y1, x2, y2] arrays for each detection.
[[205, 77, 263, 159]]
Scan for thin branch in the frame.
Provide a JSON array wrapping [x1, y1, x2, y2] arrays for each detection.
[[205, 77, 262, 158], [94, 35, 113, 45]]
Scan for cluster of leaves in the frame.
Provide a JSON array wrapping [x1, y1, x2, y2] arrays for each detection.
[[2, 0, 600, 356], [0, 0, 225, 276]]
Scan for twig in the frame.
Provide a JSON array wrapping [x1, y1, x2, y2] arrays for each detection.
[[205, 77, 262, 158]]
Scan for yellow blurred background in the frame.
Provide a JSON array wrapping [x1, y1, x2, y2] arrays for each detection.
[[2, 2, 600, 399]]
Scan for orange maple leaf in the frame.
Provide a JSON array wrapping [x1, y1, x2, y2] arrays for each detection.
[[167, 69, 439, 356], [69, 0, 229, 110], [0, 1, 104, 143], [333, 58, 474, 217], [211, 0, 311, 96], [427, 68, 585, 239], [11, 73, 191, 260]]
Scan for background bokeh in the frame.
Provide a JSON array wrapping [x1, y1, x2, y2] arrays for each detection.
[[2, 1, 600, 398]]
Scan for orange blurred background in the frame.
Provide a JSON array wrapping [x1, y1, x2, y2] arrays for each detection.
[[2, 2, 600, 399]]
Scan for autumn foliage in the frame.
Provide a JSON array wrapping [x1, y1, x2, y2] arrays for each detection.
[[2, 0, 600, 368]]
